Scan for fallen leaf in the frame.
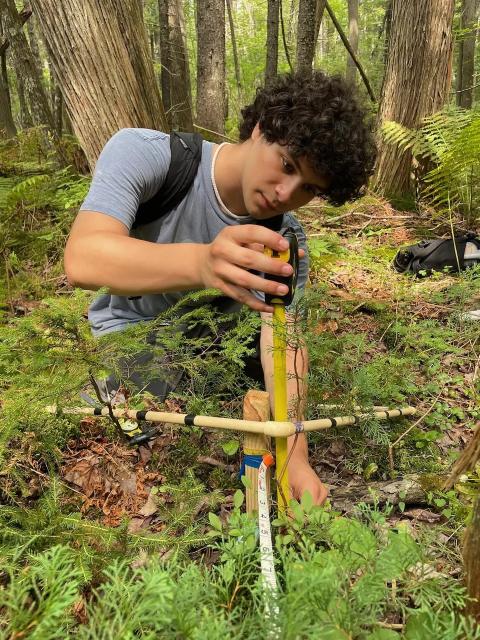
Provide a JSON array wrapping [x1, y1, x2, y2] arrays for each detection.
[[138, 487, 160, 517]]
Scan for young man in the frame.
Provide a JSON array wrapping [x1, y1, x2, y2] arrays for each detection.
[[65, 71, 375, 505]]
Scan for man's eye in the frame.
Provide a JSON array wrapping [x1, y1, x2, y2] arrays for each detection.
[[282, 157, 294, 173]]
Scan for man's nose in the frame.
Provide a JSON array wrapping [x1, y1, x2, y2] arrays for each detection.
[[275, 177, 300, 203]]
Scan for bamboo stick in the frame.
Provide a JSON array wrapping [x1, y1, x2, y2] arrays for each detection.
[[46, 405, 417, 435], [242, 390, 271, 514]]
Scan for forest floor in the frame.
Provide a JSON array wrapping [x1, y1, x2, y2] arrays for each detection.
[[1, 152, 480, 637]]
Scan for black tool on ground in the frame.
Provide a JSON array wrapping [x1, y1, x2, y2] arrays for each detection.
[[393, 232, 480, 276], [114, 416, 158, 446], [264, 228, 299, 306]]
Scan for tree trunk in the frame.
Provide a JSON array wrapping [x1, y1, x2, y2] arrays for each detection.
[[346, 0, 359, 85], [1, 0, 54, 131], [53, 79, 62, 135], [196, 0, 225, 136], [314, 0, 327, 50], [464, 494, 480, 622], [456, 0, 477, 109], [373, 0, 455, 201], [265, 0, 279, 87], [0, 61, 16, 136], [158, 0, 171, 116], [226, 0, 242, 103], [0, 14, 16, 136], [158, 0, 193, 131], [26, 13, 43, 84], [296, 0, 318, 74], [16, 76, 33, 128], [31, 0, 167, 169]]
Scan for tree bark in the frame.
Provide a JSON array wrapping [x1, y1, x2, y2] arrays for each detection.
[[0, 3, 31, 54], [456, 0, 477, 109], [0, 14, 16, 136], [226, 0, 242, 104], [329, 475, 432, 512], [158, 0, 171, 116], [346, 0, 359, 85], [464, 495, 480, 623], [265, 0, 279, 87], [325, 1, 375, 102], [296, 0, 319, 74], [373, 0, 455, 201], [1, 0, 54, 131], [313, 0, 327, 52], [26, 12, 43, 84], [31, 0, 167, 169], [196, 0, 225, 136], [158, 0, 193, 131]]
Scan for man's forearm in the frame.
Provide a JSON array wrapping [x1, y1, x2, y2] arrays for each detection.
[[65, 232, 208, 294]]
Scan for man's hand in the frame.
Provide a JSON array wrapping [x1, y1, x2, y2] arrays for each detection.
[[288, 459, 329, 505], [200, 224, 301, 312]]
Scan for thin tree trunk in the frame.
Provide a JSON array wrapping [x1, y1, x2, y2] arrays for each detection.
[[325, 1, 375, 102], [168, 0, 193, 131], [159, 0, 193, 131], [158, 0, 171, 117], [314, 0, 327, 48], [346, 0, 359, 85], [265, 0, 279, 87], [1, 0, 54, 131], [373, 0, 455, 201], [196, 0, 225, 136], [280, 0, 294, 72], [456, 0, 477, 109], [296, 0, 318, 74], [226, 0, 242, 102], [0, 3, 31, 54], [53, 74, 62, 135], [31, 0, 167, 169], [288, 0, 296, 47]]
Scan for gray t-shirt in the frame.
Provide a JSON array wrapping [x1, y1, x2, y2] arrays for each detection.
[[80, 128, 309, 336]]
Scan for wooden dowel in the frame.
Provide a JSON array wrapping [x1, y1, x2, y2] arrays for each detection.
[[242, 390, 271, 515]]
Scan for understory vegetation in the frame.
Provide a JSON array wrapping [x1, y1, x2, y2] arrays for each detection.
[[1, 133, 480, 638]]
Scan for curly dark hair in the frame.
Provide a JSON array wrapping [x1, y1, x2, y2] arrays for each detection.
[[239, 71, 376, 205]]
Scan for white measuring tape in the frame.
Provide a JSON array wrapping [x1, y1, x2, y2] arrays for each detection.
[[258, 455, 280, 631]]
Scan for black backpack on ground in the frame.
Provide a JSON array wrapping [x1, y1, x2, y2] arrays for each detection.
[[393, 232, 480, 276], [132, 131, 283, 231]]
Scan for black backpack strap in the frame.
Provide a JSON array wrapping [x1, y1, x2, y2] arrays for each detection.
[[132, 129, 286, 233], [133, 131, 203, 229]]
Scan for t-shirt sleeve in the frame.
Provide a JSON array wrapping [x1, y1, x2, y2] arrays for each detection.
[[79, 128, 171, 230]]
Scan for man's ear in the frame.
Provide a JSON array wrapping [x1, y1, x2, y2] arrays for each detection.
[[251, 122, 262, 141]]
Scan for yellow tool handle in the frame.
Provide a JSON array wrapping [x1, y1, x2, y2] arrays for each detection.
[[273, 303, 290, 511], [264, 233, 298, 511]]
